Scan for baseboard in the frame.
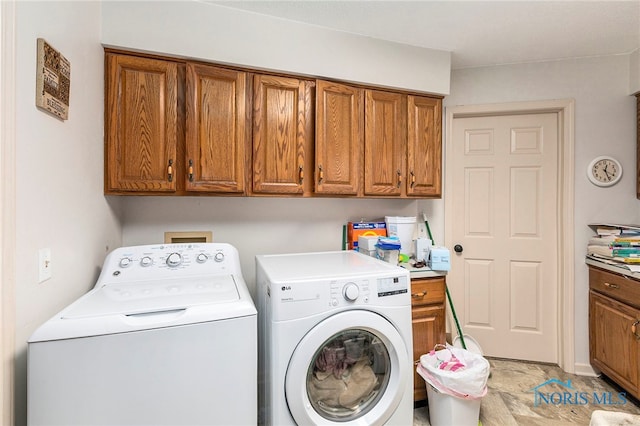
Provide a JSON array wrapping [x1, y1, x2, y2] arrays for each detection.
[[574, 362, 598, 377]]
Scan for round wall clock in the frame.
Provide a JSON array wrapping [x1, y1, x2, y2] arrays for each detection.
[[587, 156, 622, 187]]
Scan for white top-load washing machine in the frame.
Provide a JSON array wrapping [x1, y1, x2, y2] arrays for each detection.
[[28, 243, 256, 426], [256, 250, 413, 426]]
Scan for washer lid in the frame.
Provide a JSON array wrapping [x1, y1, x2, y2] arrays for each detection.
[[62, 275, 240, 319]]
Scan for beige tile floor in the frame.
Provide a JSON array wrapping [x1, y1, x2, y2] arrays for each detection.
[[413, 357, 640, 425]]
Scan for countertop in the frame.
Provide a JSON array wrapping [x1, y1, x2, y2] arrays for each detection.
[[399, 262, 447, 279], [586, 255, 640, 280]]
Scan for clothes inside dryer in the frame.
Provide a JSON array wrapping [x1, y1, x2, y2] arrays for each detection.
[[307, 329, 391, 421]]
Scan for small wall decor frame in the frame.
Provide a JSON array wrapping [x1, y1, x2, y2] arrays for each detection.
[[35, 38, 70, 120]]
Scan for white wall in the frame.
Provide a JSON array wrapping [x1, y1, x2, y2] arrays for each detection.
[[630, 49, 640, 95], [103, 1, 639, 373], [442, 54, 638, 371], [100, 0, 452, 296], [101, 0, 451, 95], [13, 2, 122, 424], [121, 197, 422, 298]]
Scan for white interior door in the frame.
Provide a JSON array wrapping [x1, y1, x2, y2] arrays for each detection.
[[448, 112, 559, 363]]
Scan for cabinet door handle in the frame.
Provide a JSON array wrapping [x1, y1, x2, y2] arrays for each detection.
[[604, 282, 619, 289], [632, 320, 640, 340], [167, 159, 174, 182], [396, 170, 402, 188], [298, 166, 304, 184], [412, 291, 427, 299], [410, 171, 416, 188], [318, 165, 324, 184], [188, 159, 194, 182]]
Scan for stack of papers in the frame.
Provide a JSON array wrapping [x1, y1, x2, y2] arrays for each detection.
[[587, 224, 640, 271]]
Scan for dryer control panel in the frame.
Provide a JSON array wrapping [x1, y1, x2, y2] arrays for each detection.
[[269, 274, 409, 321], [97, 243, 241, 286]]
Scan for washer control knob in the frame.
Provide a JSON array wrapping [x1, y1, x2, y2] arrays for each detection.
[[343, 282, 359, 301], [119, 257, 132, 268], [214, 252, 225, 262], [196, 253, 208, 263], [166, 252, 182, 267], [140, 256, 153, 267]]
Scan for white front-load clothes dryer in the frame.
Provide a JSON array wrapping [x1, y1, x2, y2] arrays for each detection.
[[28, 243, 257, 426], [256, 250, 413, 426]]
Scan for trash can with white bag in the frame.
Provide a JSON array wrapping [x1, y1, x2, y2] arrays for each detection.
[[417, 344, 490, 426]]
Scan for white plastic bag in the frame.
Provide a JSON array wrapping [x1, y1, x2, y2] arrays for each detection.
[[417, 344, 490, 400]]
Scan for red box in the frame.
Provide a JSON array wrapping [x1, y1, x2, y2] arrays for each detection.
[[347, 221, 387, 250]]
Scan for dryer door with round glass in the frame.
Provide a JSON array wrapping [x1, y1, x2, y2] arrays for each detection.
[[285, 310, 409, 426]]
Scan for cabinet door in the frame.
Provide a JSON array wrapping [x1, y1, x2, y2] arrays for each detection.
[[589, 290, 640, 396], [411, 277, 447, 402], [412, 305, 446, 402], [364, 90, 406, 196], [315, 80, 363, 195], [105, 54, 178, 193], [252, 75, 312, 195], [185, 63, 249, 193], [407, 95, 442, 197], [636, 94, 639, 199]]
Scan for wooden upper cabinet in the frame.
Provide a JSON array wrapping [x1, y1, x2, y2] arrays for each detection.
[[636, 94, 639, 199], [407, 95, 442, 197], [104, 49, 443, 198], [105, 54, 178, 193], [252, 74, 313, 195], [185, 63, 249, 193], [315, 80, 363, 195], [364, 90, 407, 196]]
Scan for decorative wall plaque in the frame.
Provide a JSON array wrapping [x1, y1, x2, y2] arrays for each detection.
[[35, 38, 70, 120]]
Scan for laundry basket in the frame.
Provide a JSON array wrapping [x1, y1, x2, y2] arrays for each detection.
[[417, 344, 490, 426]]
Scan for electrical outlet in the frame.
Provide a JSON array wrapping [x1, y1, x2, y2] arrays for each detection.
[[38, 248, 52, 283]]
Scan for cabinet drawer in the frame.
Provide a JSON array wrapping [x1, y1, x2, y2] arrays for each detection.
[[589, 266, 640, 309], [410, 277, 445, 307]]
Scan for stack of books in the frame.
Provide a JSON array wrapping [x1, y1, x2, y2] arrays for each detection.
[[587, 224, 640, 264]]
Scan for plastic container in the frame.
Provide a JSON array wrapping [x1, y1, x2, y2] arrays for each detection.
[[384, 216, 417, 256], [358, 248, 377, 258], [453, 334, 484, 356], [358, 235, 379, 251], [426, 383, 481, 426], [376, 248, 399, 264], [417, 345, 489, 426], [375, 237, 401, 264]]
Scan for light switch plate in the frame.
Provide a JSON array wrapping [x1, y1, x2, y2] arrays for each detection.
[[38, 248, 52, 283]]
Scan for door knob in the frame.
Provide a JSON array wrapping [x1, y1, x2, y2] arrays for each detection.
[[454, 244, 463, 253]]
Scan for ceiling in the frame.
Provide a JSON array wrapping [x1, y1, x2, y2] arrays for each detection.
[[209, 1, 640, 69]]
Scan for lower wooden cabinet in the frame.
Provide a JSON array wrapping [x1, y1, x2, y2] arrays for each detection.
[[589, 265, 640, 400], [411, 276, 446, 402], [636, 93, 639, 199]]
